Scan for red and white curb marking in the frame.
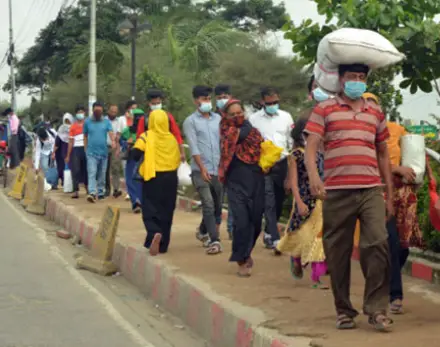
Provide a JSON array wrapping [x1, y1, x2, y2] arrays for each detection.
[[44, 197, 302, 347]]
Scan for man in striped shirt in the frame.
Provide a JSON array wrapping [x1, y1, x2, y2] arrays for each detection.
[[304, 64, 394, 331]]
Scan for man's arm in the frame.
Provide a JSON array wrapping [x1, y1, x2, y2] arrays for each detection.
[[376, 115, 393, 206]]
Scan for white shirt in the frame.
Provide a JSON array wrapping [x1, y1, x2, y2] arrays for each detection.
[[34, 129, 56, 170], [248, 108, 294, 159], [106, 116, 122, 146]]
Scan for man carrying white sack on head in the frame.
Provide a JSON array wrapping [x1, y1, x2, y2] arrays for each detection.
[[304, 63, 394, 332]]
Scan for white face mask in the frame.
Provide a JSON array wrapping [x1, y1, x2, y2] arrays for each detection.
[[150, 103, 162, 111]]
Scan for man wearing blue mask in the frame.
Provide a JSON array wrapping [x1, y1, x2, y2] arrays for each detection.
[[214, 84, 232, 113], [183, 85, 223, 255], [308, 75, 331, 103], [249, 87, 294, 251], [304, 63, 394, 331]]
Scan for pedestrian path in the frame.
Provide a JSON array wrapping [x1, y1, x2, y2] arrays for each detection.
[[49, 190, 440, 347]]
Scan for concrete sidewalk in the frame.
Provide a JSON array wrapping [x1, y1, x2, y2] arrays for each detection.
[[40, 189, 440, 347]]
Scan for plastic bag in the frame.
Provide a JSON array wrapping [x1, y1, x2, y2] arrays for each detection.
[[44, 179, 52, 192], [178, 162, 192, 186], [63, 164, 73, 193], [401, 134, 426, 184], [258, 140, 283, 173]]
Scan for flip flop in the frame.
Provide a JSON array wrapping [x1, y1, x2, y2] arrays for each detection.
[[336, 314, 356, 330], [149, 233, 162, 256], [368, 313, 393, 332]]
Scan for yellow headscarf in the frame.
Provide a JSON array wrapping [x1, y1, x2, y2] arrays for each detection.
[[134, 110, 180, 181], [362, 92, 379, 104]]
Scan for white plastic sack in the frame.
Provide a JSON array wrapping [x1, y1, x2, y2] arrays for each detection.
[[315, 28, 405, 93], [63, 167, 73, 193], [178, 162, 192, 186], [426, 148, 440, 163], [401, 134, 426, 184]]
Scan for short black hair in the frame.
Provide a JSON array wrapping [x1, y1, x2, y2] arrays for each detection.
[[75, 105, 85, 113], [291, 116, 309, 148], [125, 100, 137, 111], [192, 85, 213, 99], [260, 87, 279, 99], [146, 88, 164, 100], [37, 127, 48, 140], [338, 63, 369, 77], [214, 84, 231, 96], [308, 75, 315, 94], [1, 107, 13, 116], [92, 101, 103, 109]]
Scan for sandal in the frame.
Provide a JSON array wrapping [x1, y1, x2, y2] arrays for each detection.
[[390, 300, 404, 315], [368, 312, 393, 332], [206, 241, 222, 255], [290, 257, 303, 280], [246, 257, 254, 269], [336, 314, 356, 330], [237, 263, 251, 277], [71, 192, 79, 199], [312, 281, 329, 290]]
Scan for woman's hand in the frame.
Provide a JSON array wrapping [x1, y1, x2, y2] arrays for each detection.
[[65, 156, 70, 164], [397, 166, 416, 183], [297, 200, 309, 217], [51, 152, 55, 161]]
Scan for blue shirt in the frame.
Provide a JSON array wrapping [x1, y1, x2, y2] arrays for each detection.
[[83, 117, 112, 156], [182, 111, 221, 175]]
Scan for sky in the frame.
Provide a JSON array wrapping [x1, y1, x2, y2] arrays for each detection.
[[0, 0, 438, 123]]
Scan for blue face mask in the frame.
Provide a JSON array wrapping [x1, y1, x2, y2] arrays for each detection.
[[216, 98, 229, 110], [312, 88, 329, 102], [265, 104, 279, 115], [150, 103, 162, 111], [344, 81, 367, 100], [76, 113, 84, 120], [199, 102, 212, 113]]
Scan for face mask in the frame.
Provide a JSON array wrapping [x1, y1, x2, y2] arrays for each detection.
[[312, 88, 329, 102], [199, 102, 212, 113], [216, 98, 229, 110], [265, 104, 279, 115], [344, 81, 367, 100], [76, 113, 84, 120], [150, 103, 162, 111]]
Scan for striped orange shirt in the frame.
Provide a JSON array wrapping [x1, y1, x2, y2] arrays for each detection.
[[305, 96, 389, 190]]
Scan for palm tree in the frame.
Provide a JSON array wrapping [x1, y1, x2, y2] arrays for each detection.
[[167, 19, 248, 81]]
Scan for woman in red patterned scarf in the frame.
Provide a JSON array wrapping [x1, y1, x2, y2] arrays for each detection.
[[219, 99, 265, 277]]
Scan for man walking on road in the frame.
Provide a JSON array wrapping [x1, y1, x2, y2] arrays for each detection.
[[84, 102, 116, 203], [105, 104, 123, 198], [249, 87, 293, 251], [183, 85, 223, 255], [304, 63, 394, 331], [2, 107, 20, 169]]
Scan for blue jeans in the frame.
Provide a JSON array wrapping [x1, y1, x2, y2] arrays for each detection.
[[125, 159, 142, 209], [40, 153, 57, 188], [87, 153, 108, 196]]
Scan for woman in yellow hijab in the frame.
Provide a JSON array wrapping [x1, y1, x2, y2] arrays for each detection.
[[132, 109, 181, 256]]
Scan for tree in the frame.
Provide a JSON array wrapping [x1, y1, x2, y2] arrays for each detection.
[[211, 44, 308, 116], [283, 0, 440, 118]]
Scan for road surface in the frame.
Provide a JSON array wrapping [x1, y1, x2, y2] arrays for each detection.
[[0, 192, 208, 347]]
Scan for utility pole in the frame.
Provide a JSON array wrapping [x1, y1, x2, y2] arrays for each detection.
[[131, 16, 137, 100], [8, 0, 16, 111], [88, 0, 97, 117]]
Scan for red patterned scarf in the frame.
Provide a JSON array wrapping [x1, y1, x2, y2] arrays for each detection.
[[219, 114, 263, 183]]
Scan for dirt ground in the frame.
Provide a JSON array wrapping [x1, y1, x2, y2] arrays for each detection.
[[51, 189, 440, 347]]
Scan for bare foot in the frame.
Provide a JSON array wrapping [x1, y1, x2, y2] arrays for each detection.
[[149, 233, 162, 256], [237, 264, 251, 277]]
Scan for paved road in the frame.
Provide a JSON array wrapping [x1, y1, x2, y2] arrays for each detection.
[[0, 193, 208, 347]]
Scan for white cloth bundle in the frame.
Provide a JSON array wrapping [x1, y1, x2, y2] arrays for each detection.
[[315, 28, 405, 93]]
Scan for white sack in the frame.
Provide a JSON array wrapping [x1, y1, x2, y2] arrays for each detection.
[[315, 28, 405, 93], [63, 167, 73, 193], [401, 134, 426, 184], [178, 162, 192, 186]]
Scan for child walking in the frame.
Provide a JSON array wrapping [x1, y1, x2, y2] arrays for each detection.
[[276, 117, 328, 289]]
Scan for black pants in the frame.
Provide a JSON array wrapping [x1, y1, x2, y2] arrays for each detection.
[[142, 171, 178, 254], [71, 147, 88, 192], [264, 159, 288, 243], [387, 216, 410, 302]]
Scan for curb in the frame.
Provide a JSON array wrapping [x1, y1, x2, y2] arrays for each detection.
[[43, 196, 303, 347]]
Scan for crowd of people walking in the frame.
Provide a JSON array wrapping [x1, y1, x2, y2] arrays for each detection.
[[11, 60, 439, 333]]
